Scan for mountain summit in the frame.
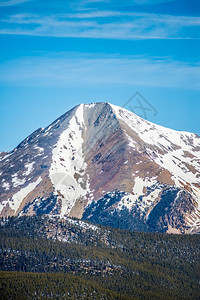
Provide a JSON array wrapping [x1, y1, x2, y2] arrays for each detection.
[[0, 102, 200, 233]]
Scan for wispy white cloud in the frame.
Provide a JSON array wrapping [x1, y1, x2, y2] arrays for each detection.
[[0, 53, 199, 90], [1, 11, 199, 39], [131, 0, 174, 4], [78, 0, 175, 6], [0, 0, 31, 7], [80, 0, 110, 3], [66, 10, 123, 19]]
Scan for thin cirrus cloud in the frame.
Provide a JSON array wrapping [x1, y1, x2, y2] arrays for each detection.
[[78, 0, 175, 6], [0, 54, 199, 90], [0, 0, 32, 6], [0, 0, 175, 8], [1, 11, 200, 39]]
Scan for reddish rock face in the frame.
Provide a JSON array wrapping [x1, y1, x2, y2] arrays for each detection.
[[0, 102, 200, 233]]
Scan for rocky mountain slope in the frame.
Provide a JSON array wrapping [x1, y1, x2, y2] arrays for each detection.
[[0, 102, 200, 233]]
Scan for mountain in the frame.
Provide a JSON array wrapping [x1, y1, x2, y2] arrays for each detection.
[[0, 102, 200, 233]]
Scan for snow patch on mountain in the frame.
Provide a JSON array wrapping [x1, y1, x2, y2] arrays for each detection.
[[110, 103, 200, 203], [133, 176, 157, 195], [155, 150, 199, 186], [33, 145, 44, 153], [141, 188, 161, 209], [23, 162, 35, 176], [0, 177, 42, 215], [12, 173, 26, 187], [111, 103, 198, 152], [49, 104, 89, 217], [2, 182, 10, 191], [117, 176, 159, 211], [118, 194, 137, 210]]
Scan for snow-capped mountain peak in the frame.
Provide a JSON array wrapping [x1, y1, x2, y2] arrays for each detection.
[[0, 102, 200, 234]]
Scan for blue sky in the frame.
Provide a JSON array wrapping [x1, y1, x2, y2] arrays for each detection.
[[0, 0, 200, 151]]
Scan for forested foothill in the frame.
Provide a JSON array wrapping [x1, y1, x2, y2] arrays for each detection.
[[0, 216, 199, 299]]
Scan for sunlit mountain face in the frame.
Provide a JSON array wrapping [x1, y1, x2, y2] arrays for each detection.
[[0, 102, 200, 233]]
